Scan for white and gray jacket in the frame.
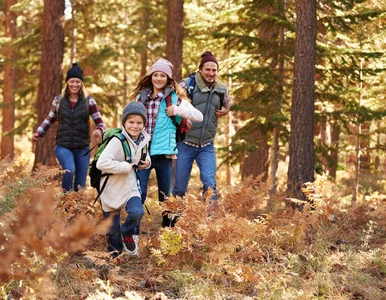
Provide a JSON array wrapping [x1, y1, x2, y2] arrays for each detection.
[[96, 127, 151, 212]]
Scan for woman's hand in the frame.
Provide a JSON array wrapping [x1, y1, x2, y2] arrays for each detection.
[[33, 132, 40, 141], [93, 129, 102, 143]]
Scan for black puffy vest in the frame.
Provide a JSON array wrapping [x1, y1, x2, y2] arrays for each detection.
[[56, 97, 90, 149]]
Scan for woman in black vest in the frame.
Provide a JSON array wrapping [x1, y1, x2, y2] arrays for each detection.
[[33, 63, 105, 192]]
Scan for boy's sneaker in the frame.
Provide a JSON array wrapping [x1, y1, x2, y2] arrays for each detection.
[[122, 235, 137, 255]]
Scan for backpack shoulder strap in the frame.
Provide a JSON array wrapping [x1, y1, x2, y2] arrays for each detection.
[[187, 72, 196, 100], [115, 133, 132, 163], [219, 93, 224, 110], [165, 94, 180, 126], [56, 94, 63, 112]]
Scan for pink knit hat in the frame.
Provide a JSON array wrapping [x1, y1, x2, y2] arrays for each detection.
[[149, 58, 173, 78]]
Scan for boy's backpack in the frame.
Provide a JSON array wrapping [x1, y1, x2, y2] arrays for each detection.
[[87, 128, 147, 211], [186, 72, 224, 109]]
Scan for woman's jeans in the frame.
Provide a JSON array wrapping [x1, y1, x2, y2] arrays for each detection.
[[103, 196, 144, 253], [55, 145, 90, 192]]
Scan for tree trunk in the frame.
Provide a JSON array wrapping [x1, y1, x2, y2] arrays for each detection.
[[140, 51, 148, 78], [268, 0, 286, 206], [287, 0, 316, 202], [165, 0, 183, 81], [359, 121, 370, 172], [139, 1, 150, 78], [33, 0, 65, 168], [241, 130, 269, 181], [328, 122, 340, 180], [1, 0, 17, 160]]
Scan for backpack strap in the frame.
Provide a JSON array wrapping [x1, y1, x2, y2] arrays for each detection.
[[186, 72, 224, 109], [116, 133, 132, 163], [187, 72, 196, 100], [165, 93, 181, 127], [56, 94, 63, 113], [116, 133, 146, 196], [86, 133, 132, 215], [219, 93, 224, 110]]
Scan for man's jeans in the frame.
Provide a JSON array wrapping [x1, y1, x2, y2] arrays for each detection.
[[55, 145, 90, 192], [172, 142, 218, 201], [103, 196, 144, 253], [138, 154, 172, 203]]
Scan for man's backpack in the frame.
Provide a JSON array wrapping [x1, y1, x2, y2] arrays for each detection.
[[186, 72, 224, 109]]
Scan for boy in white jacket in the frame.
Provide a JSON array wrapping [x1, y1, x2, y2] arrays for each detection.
[[97, 101, 151, 257]]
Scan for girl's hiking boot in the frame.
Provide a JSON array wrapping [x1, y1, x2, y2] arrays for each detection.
[[109, 250, 120, 259], [133, 235, 139, 248], [122, 235, 137, 255]]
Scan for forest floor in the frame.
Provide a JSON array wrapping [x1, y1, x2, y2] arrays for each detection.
[[1, 159, 386, 299]]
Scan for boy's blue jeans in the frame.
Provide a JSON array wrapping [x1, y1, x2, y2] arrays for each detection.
[[172, 142, 218, 201], [103, 196, 144, 253], [55, 145, 90, 192]]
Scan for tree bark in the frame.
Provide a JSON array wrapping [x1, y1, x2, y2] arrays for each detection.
[[33, 0, 65, 168], [139, 1, 150, 77], [287, 0, 316, 202], [1, 0, 17, 160], [165, 0, 183, 81], [241, 130, 269, 181], [328, 122, 340, 180]]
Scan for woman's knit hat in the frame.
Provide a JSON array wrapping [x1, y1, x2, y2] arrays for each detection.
[[199, 51, 219, 69], [66, 63, 84, 82], [122, 101, 147, 125], [149, 58, 173, 78]]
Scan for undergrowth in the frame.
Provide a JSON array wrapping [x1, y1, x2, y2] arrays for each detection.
[[1, 159, 386, 299]]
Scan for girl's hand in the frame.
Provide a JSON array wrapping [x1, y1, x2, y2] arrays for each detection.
[[165, 105, 176, 117], [137, 160, 150, 170]]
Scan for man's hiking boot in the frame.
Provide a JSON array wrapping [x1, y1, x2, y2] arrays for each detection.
[[162, 210, 179, 227], [122, 235, 137, 255]]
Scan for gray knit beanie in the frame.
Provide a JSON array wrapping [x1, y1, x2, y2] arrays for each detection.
[[122, 101, 147, 125]]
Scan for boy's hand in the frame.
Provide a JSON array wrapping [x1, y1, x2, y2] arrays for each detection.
[[137, 160, 150, 170]]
